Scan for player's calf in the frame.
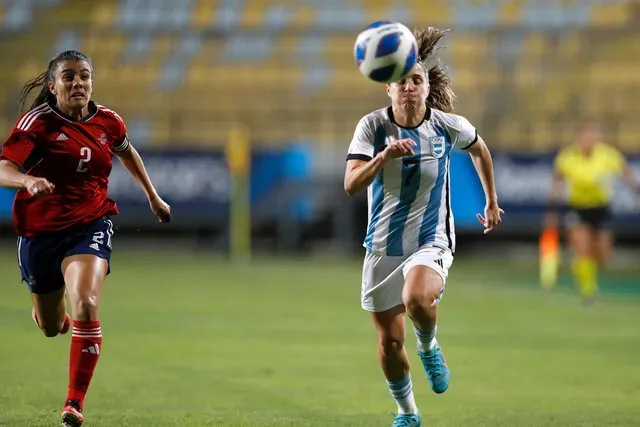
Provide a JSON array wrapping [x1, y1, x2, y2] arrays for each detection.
[[403, 269, 450, 394], [31, 307, 71, 337]]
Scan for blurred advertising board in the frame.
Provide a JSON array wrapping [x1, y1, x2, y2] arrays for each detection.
[[0, 148, 638, 233], [451, 150, 640, 232]]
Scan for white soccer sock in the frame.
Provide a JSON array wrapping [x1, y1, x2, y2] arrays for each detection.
[[386, 375, 419, 415], [414, 324, 437, 352]]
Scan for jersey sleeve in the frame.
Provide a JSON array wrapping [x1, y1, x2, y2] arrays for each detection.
[[346, 116, 375, 161], [444, 114, 478, 150], [0, 123, 37, 168], [112, 111, 130, 153]]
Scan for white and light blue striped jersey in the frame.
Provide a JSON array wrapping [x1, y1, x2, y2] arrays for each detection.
[[346, 106, 478, 256]]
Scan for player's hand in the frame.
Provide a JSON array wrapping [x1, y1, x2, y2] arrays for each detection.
[[381, 139, 417, 161], [149, 195, 171, 223], [477, 202, 504, 234], [24, 176, 55, 197]]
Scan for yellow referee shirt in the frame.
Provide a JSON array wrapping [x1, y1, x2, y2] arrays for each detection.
[[554, 143, 625, 209]]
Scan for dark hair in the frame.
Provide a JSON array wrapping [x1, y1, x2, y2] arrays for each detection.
[[19, 50, 93, 112], [413, 27, 456, 113]]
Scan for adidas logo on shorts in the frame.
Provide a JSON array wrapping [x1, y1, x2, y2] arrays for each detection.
[[57, 133, 68, 141]]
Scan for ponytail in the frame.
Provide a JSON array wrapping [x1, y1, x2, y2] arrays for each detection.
[[413, 27, 457, 113], [19, 71, 55, 112]]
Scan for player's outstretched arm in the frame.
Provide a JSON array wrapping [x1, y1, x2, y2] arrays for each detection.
[[0, 159, 54, 196], [115, 145, 171, 223], [465, 136, 503, 234], [344, 139, 416, 196]]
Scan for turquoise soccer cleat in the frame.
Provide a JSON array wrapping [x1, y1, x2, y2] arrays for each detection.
[[418, 342, 450, 394], [391, 413, 421, 426]]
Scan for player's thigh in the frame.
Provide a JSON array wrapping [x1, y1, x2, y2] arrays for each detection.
[[62, 217, 114, 320], [566, 219, 593, 257], [62, 254, 108, 320], [402, 247, 453, 307], [17, 235, 66, 296], [361, 252, 406, 313]]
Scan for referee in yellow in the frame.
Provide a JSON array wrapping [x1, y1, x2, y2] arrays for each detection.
[[548, 122, 639, 303]]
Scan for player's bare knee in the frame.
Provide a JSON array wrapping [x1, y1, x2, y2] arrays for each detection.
[[378, 333, 405, 356], [73, 296, 99, 321], [570, 228, 593, 257], [404, 288, 439, 317]]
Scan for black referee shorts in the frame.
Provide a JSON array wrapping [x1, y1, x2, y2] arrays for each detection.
[[565, 206, 611, 231]]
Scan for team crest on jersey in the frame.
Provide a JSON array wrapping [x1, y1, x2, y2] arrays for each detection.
[[98, 133, 107, 145], [429, 136, 446, 158]]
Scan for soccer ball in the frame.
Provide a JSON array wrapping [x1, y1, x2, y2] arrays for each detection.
[[353, 20, 418, 84]]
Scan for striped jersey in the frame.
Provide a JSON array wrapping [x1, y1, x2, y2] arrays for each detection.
[[346, 106, 478, 256]]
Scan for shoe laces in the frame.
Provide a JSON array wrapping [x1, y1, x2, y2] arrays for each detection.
[[421, 350, 445, 376], [65, 399, 82, 413], [391, 413, 418, 427]]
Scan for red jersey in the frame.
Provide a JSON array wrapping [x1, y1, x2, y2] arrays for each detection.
[[0, 101, 130, 237]]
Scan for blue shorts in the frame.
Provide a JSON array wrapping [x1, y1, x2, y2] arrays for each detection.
[[17, 217, 115, 295]]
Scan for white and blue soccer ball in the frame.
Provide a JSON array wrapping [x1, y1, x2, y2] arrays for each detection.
[[354, 20, 418, 84]]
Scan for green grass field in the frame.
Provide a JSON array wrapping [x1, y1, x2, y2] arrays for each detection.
[[1, 250, 639, 427]]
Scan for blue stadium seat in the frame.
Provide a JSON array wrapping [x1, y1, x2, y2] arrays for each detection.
[[222, 34, 273, 63], [264, 3, 291, 31], [122, 33, 153, 62], [315, 5, 365, 30], [118, 0, 196, 31], [295, 34, 326, 62], [299, 65, 330, 93], [449, 0, 501, 30], [3, 2, 32, 31], [384, 3, 411, 25], [214, 0, 246, 30], [51, 30, 80, 55], [521, 2, 589, 29], [157, 34, 202, 90], [302, 0, 348, 7], [126, 117, 151, 146]]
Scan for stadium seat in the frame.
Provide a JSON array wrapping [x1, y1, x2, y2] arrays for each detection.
[[0, 0, 639, 153], [214, 0, 246, 30], [2, 1, 33, 31], [589, 1, 632, 28], [191, 0, 220, 30]]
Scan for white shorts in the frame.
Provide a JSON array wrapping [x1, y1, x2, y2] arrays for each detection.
[[360, 245, 454, 313]]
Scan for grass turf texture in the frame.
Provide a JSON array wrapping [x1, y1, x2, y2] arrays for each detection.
[[0, 251, 639, 426]]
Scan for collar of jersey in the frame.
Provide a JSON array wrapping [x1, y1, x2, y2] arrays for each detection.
[[387, 106, 431, 130], [48, 100, 98, 123]]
